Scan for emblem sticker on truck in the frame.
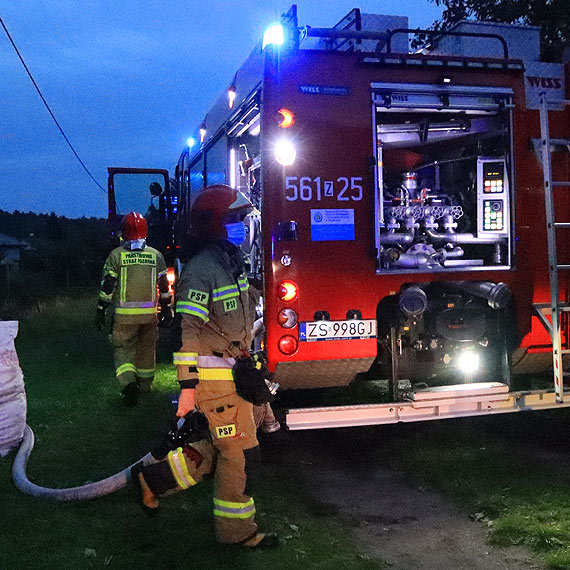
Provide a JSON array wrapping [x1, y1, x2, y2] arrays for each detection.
[[299, 319, 376, 342], [311, 209, 355, 241]]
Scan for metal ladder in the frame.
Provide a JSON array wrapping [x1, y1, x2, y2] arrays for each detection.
[[534, 92, 570, 402]]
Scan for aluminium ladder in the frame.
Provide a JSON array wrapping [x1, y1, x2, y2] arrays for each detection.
[[535, 91, 570, 402]]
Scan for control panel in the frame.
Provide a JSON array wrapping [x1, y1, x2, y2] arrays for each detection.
[[477, 158, 510, 236]]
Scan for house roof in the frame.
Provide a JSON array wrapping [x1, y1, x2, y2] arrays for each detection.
[[0, 233, 28, 247]]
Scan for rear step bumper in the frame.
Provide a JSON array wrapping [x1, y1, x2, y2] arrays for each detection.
[[284, 382, 570, 430]]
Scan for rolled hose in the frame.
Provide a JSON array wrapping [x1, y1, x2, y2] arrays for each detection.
[[12, 424, 154, 501]]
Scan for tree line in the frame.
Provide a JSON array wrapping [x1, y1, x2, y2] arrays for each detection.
[[0, 210, 109, 317], [421, 0, 569, 62]]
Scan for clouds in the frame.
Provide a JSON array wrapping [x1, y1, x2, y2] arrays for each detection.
[[1, 0, 442, 217]]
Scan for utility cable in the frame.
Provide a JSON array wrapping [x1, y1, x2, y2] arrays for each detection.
[[0, 16, 106, 193]]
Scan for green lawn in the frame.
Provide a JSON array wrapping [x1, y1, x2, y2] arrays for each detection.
[[377, 412, 570, 569], [0, 295, 383, 570], [6, 294, 570, 569]]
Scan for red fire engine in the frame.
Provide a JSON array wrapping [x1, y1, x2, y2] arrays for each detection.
[[108, 6, 570, 429]]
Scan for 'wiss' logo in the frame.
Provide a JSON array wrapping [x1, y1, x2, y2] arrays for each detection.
[[300, 85, 321, 94], [526, 76, 562, 89]]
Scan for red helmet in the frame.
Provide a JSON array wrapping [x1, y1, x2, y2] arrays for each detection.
[[121, 212, 148, 240], [190, 185, 253, 239]]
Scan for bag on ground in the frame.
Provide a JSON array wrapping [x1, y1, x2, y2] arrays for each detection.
[[0, 321, 27, 457]]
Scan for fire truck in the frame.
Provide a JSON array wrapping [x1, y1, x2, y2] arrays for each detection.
[[108, 6, 570, 430]]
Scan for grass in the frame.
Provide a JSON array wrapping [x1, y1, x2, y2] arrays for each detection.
[[0, 294, 384, 570], [374, 413, 570, 569], [7, 293, 570, 568]]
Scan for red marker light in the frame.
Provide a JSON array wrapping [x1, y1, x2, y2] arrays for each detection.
[[278, 335, 298, 355], [278, 280, 298, 302], [276, 108, 295, 129], [166, 268, 176, 285]]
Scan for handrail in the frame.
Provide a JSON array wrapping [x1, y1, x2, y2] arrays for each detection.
[[304, 27, 389, 42], [386, 28, 509, 59]]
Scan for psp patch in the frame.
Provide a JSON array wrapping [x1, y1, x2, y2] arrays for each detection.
[[223, 298, 238, 312], [215, 424, 236, 439], [188, 288, 209, 304]]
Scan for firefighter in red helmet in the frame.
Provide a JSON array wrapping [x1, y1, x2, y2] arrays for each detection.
[[96, 212, 170, 405], [132, 186, 278, 548]]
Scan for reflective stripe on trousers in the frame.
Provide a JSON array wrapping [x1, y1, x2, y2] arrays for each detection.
[[197, 356, 235, 382]]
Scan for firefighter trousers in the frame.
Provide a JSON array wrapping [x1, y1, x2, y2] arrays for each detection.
[[112, 321, 157, 390], [142, 383, 260, 544]]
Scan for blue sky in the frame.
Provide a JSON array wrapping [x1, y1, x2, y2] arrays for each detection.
[[0, 1, 443, 218]]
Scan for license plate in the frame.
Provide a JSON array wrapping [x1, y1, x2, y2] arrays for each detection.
[[299, 319, 377, 342]]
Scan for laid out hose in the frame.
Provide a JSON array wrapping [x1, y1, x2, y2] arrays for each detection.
[[12, 424, 154, 501]]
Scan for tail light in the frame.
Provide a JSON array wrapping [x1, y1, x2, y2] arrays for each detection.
[[278, 280, 298, 302], [278, 308, 298, 328], [278, 335, 298, 355]]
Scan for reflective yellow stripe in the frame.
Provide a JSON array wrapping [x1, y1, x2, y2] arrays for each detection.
[[136, 368, 155, 378], [120, 267, 127, 302], [212, 284, 240, 302], [178, 451, 197, 486], [173, 352, 198, 366], [198, 368, 234, 381], [213, 292, 239, 302], [115, 307, 157, 315], [116, 363, 136, 377], [107, 270, 118, 278], [167, 448, 197, 489], [150, 267, 156, 298], [212, 284, 237, 294], [176, 301, 209, 322], [213, 497, 255, 519]]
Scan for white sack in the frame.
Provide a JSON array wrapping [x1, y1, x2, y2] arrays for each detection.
[[0, 321, 27, 457]]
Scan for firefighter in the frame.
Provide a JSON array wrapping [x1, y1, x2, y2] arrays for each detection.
[[96, 212, 170, 405], [132, 185, 278, 549]]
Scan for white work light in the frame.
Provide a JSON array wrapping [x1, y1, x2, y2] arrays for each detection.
[[274, 138, 296, 166], [263, 24, 284, 49], [456, 350, 480, 374]]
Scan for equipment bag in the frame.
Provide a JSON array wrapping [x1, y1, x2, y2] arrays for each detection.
[[0, 321, 27, 457], [233, 355, 274, 406]]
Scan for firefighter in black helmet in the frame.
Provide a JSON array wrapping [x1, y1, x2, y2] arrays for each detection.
[[96, 212, 170, 405], [132, 185, 278, 548]]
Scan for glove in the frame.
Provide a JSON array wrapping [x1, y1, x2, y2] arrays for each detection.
[[96, 303, 107, 331]]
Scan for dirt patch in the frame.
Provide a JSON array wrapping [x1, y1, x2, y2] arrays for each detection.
[[261, 427, 544, 570]]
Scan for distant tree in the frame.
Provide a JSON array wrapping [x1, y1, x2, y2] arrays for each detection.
[[418, 0, 570, 62]]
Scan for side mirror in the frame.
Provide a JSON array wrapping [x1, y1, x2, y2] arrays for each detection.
[[150, 182, 163, 196]]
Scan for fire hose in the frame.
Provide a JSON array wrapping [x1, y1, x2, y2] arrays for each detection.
[[11, 412, 210, 501], [12, 370, 278, 501]]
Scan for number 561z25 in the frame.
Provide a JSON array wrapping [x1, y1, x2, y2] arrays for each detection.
[[285, 176, 363, 202]]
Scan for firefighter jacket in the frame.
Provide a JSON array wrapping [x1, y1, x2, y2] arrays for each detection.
[[173, 241, 256, 383], [98, 242, 169, 325]]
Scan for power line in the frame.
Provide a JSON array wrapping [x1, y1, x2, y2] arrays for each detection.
[[0, 16, 106, 194]]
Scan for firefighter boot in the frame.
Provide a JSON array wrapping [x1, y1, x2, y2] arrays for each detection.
[[131, 464, 160, 515], [242, 532, 280, 549], [261, 403, 280, 434], [121, 382, 139, 406], [137, 377, 153, 393]]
